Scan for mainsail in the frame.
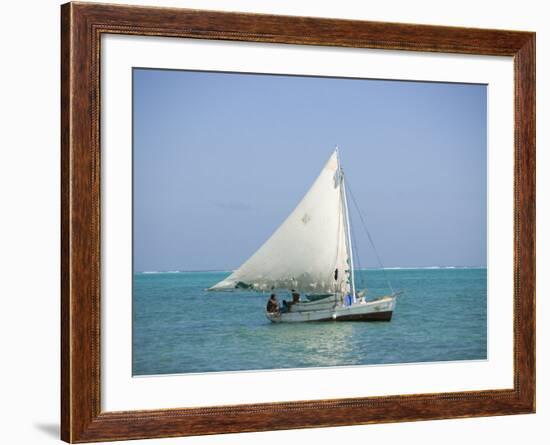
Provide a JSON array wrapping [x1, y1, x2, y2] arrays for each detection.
[[209, 149, 353, 295]]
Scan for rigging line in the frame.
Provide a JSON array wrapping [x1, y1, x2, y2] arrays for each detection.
[[346, 180, 394, 294], [348, 204, 364, 289], [340, 174, 357, 299]]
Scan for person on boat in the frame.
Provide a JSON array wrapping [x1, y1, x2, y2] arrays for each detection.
[[266, 294, 280, 314], [281, 290, 300, 313]]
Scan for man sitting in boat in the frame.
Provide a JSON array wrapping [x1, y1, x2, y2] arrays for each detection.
[[266, 294, 280, 314], [281, 289, 301, 313]]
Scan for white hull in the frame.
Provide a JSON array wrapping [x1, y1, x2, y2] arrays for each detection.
[[266, 295, 396, 323]]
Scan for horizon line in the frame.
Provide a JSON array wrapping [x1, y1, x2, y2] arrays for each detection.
[[135, 265, 488, 274]]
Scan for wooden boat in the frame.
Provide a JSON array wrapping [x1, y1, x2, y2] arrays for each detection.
[[208, 148, 400, 322]]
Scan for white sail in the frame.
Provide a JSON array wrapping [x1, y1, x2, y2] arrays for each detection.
[[209, 149, 352, 295]]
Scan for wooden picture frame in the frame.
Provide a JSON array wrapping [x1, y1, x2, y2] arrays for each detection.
[[61, 2, 535, 442]]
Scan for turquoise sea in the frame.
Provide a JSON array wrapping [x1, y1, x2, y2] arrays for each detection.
[[132, 268, 486, 375]]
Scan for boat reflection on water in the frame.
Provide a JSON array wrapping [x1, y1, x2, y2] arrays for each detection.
[[263, 321, 359, 368]]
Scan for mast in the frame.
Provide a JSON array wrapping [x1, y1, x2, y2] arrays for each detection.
[[336, 147, 356, 302]]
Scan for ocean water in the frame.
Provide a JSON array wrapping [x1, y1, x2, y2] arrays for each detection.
[[133, 268, 487, 375]]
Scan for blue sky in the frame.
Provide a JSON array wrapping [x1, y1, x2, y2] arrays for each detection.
[[133, 69, 487, 272]]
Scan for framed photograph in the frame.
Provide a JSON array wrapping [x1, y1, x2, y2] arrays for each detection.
[[61, 2, 535, 442]]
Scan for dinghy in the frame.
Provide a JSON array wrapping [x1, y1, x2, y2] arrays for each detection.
[[208, 148, 400, 322]]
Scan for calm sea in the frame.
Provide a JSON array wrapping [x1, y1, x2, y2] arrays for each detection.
[[132, 268, 487, 375]]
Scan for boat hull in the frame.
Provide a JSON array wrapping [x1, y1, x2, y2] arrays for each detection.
[[266, 295, 396, 323], [334, 311, 392, 321]]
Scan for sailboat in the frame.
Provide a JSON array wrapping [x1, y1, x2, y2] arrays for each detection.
[[208, 148, 399, 323]]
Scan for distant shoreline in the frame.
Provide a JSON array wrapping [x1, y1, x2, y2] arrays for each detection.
[[136, 266, 488, 274]]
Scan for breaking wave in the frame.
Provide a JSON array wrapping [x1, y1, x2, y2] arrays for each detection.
[[357, 266, 486, 270]]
